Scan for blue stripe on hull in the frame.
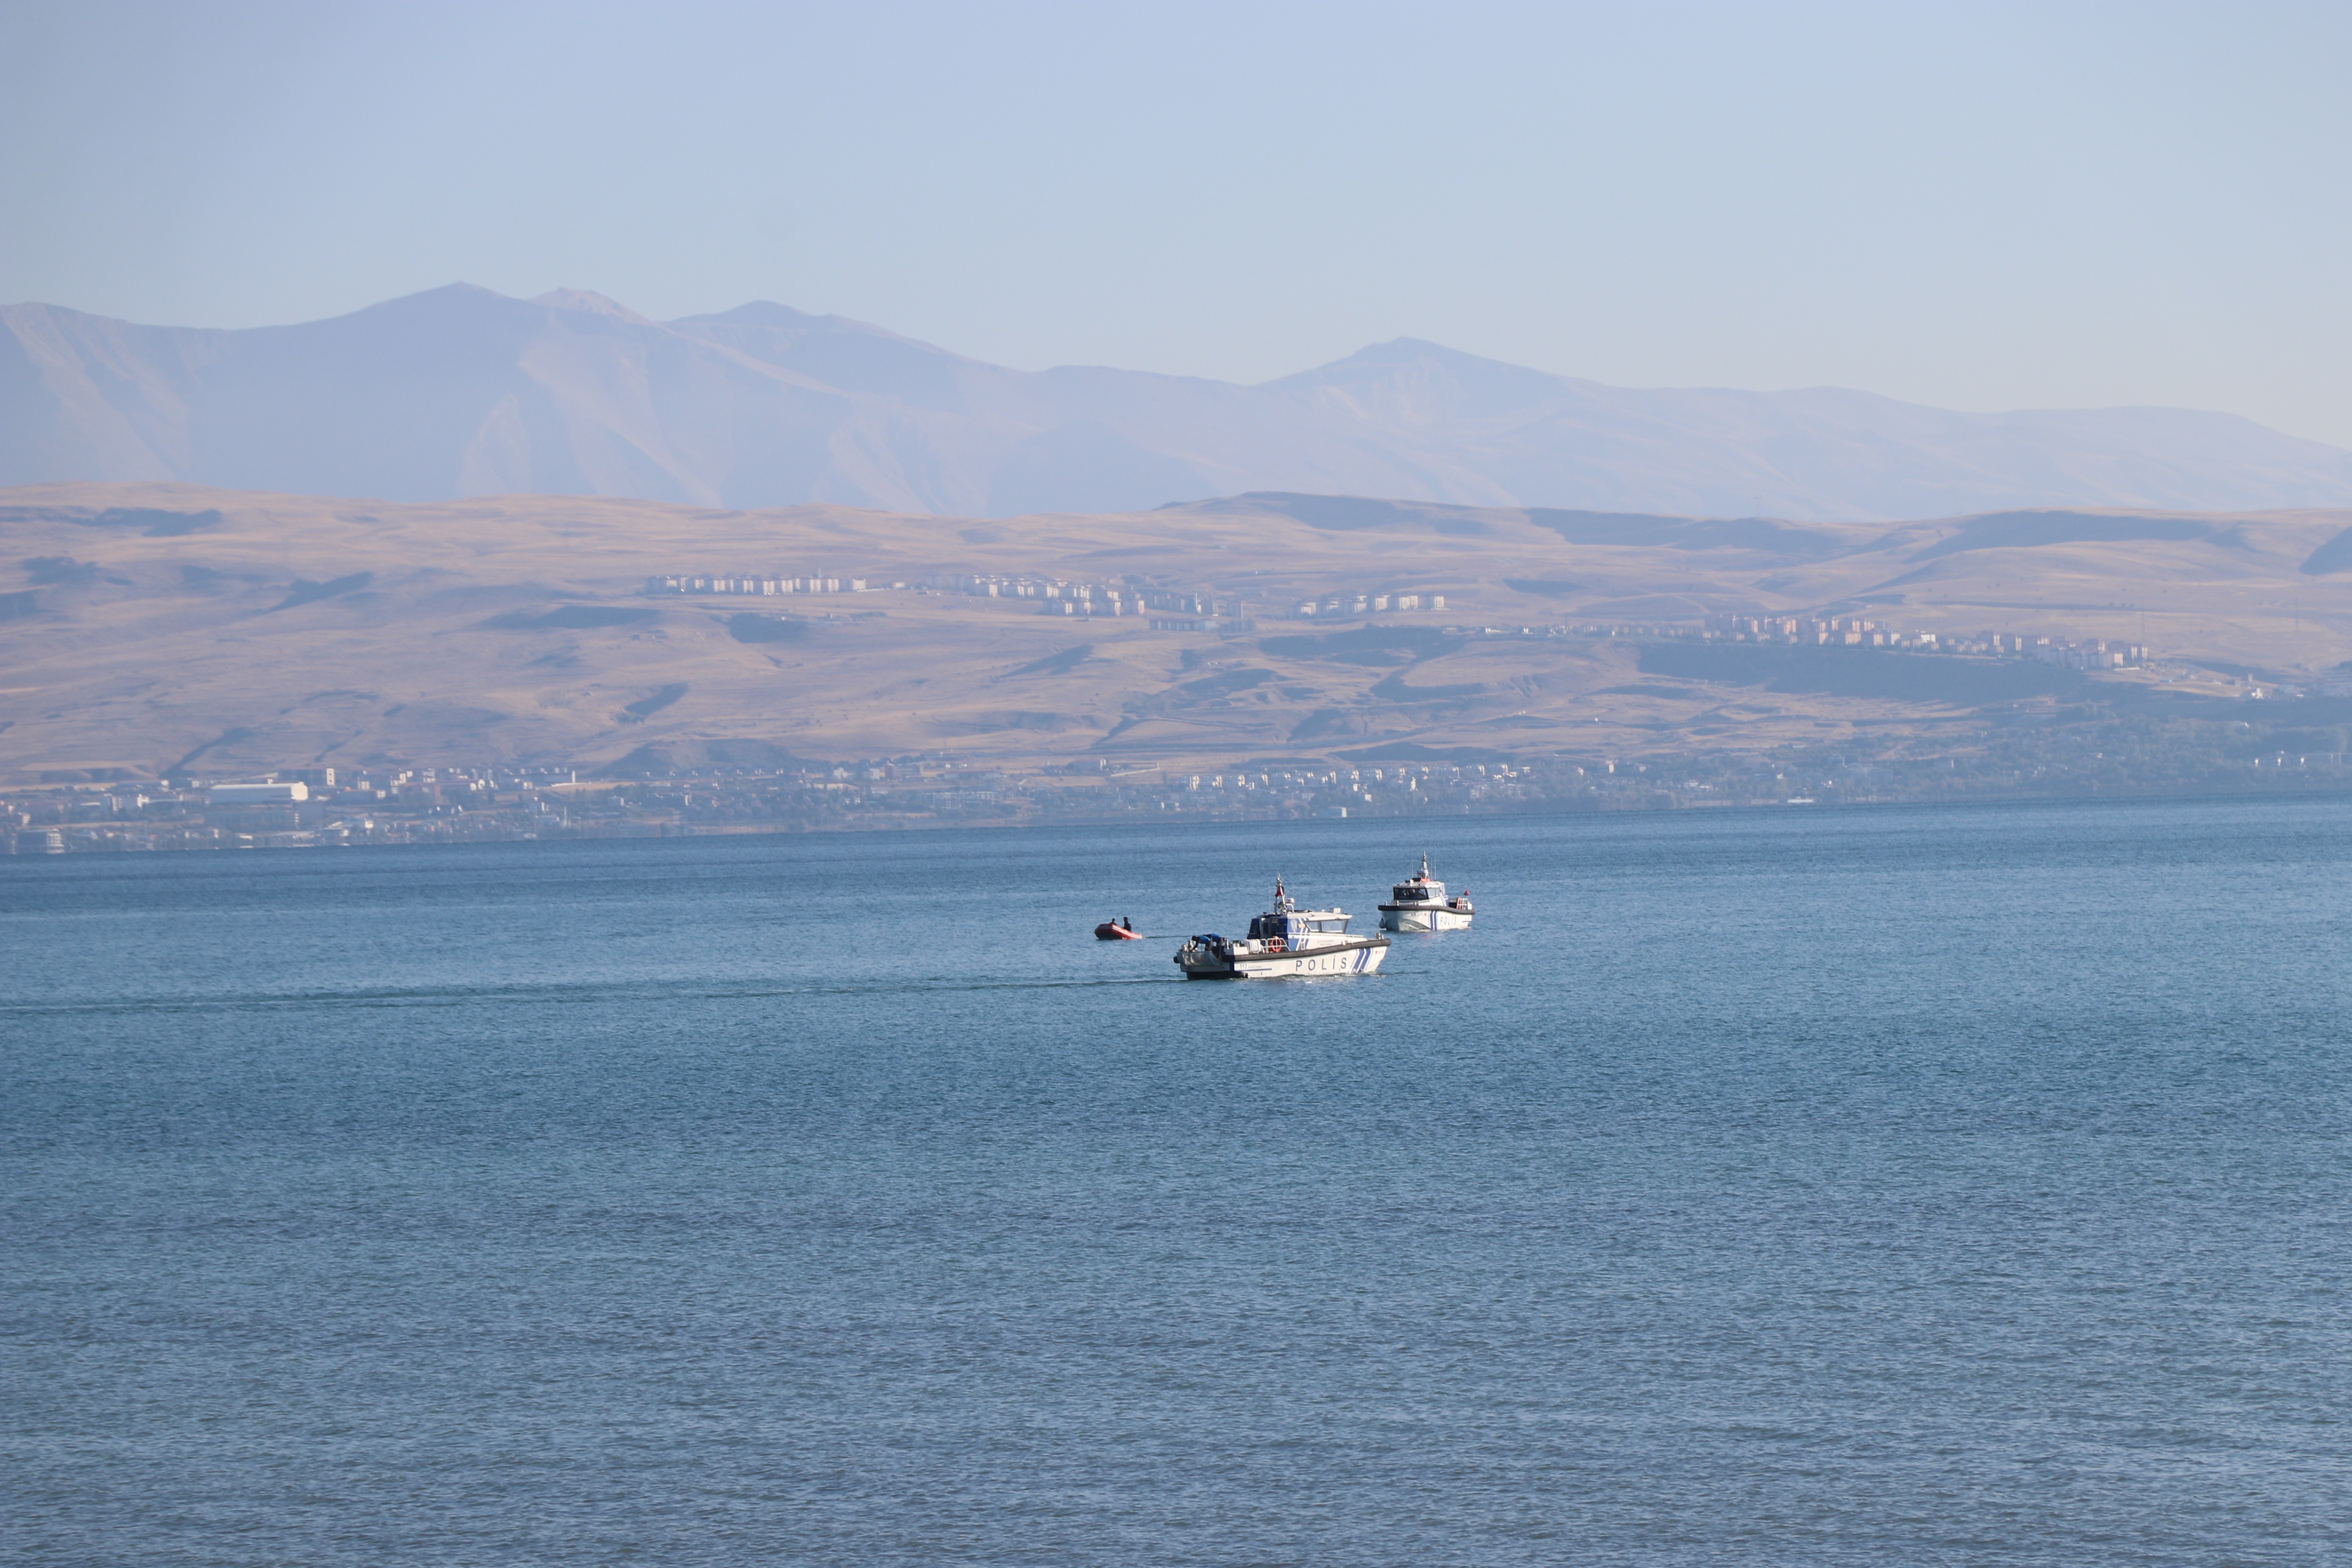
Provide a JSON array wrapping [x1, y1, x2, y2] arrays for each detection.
[[1178, 940, 1388, 979]]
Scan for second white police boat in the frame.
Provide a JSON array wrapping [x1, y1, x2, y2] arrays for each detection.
[[1377, 852, 1474, 932], [1174, 876, 1389, 979]]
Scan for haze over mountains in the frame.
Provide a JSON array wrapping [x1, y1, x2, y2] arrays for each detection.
[[7, 285, 2349, 521]]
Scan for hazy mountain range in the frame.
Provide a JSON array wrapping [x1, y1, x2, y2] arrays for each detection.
[[6, 284, 2348, 521]]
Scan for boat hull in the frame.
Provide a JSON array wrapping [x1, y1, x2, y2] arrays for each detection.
[[1176, 936, 1388, 979], [1379, 906, 1472, 933]]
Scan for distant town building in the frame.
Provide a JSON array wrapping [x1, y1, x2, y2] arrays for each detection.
[[208, 782, 309, 804]]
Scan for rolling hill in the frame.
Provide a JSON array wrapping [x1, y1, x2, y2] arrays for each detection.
[[3, 480, 2347, 783]]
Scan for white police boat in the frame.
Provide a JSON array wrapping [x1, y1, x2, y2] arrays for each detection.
[[1174, 875, 1389, 979], [1377, 852, 1473, 932]]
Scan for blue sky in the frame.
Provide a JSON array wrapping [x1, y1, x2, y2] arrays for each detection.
[[4, 0, 2347, 446]]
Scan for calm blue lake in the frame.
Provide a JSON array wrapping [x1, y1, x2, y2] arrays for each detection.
[[6, 798, 2351, 1564]]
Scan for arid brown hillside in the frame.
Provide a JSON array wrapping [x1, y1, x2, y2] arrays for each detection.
[[2, 481, 2347, 782]]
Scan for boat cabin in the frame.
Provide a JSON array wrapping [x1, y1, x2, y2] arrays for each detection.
[[1388, 851, 1449, 904], [1247, 911, 1353, 941]]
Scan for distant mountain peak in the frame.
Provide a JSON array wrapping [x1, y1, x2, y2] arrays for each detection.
[[1268, 335, 1593, 418], [1359, 336, 1495, 361], [675, 300, 962, 355], [531, 289, 657, 325], [688, 300, 837, 329], [407, 281, 506, 303]]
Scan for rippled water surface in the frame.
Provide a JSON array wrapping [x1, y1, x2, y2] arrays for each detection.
[[7, 799, 2352, 1565]]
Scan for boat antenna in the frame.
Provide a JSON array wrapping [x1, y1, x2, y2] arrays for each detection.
[[1420, 850, 1430, 878]]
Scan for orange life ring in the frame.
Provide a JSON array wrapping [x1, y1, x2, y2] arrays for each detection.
[[1268, 936, 1286, 953]]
